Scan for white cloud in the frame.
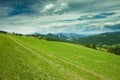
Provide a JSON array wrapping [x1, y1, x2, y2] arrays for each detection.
[[41, 4, 55, 12], [53, 2, 69, 12], [41, 2, 69, 14], [104, 21, 120, 26], [103, 21, 120, 30], [1, 10, 120, 34]]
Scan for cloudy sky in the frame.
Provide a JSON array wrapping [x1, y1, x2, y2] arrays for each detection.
[[0, 0, 120, 34]]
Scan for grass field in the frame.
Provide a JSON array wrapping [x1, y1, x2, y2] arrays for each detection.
[[0, 33, 120, 80]]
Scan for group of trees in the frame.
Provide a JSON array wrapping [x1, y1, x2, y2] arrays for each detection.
[[107, 44, 120, 55], [84, 44, 97, 49], [12, 32, 23, 36], [84, 43, 120, 55], [0, 31, 23, 36], [0, 31, 7, 34]]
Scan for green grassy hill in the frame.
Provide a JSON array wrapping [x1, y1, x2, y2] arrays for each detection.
[[0, 34, 120, 80]]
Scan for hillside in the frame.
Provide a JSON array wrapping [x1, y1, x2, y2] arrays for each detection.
[[0, 33, 120, 80]]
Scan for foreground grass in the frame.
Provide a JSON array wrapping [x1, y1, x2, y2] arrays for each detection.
[[0, 34, 120, 80]]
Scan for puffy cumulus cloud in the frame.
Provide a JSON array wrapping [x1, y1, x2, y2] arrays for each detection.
[[53, 2, 69, 12], [41, 4, 55, 13], [41, 2, 69, 15]]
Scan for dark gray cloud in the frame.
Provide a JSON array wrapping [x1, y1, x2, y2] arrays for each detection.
[[0, 0, 120, 17], [0, 0, 57, 16]]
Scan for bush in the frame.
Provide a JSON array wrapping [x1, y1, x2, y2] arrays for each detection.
[[0, 31, 7, 34], [84, 44, 96, 49], [108, 44, 120, 55]]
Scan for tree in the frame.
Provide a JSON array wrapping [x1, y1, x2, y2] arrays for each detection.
[[92, 44, 97, 49], [108, 44, 120, 55], [84, 44, 97, 49]]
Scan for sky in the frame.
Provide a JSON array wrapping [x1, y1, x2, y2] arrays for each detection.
[[0, 0, 120, 34]]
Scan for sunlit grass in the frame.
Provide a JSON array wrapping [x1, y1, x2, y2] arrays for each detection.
[[0, 34, 120, 80]]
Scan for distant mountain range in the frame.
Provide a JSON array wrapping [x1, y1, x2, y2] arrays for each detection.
[[77, 31, 120, 45], [54, 33, 86, 37], [0, 30, 120, 45], [31, 31, 120, 45]]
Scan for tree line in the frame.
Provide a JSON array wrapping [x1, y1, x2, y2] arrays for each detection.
[[84, 43, 120, 55]]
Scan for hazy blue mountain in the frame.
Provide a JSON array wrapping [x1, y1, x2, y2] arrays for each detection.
[[45, 31, 120, 45], [78, 31, 120, 45], [54, 33, 86, 37]]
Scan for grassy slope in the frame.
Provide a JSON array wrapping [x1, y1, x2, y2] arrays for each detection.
[[0, 34, 120, 80]]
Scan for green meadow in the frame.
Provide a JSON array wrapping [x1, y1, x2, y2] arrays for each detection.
[[0, 34, 120, 80]]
